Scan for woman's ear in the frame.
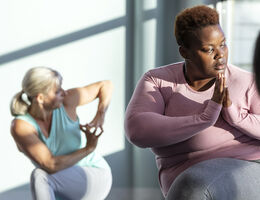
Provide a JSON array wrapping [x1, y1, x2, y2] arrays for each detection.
[[36, 93, 45, 104], [179, 46, 190, 60]]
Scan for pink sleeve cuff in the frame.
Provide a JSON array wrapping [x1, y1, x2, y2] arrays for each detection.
[[203, 100, 222, 123]]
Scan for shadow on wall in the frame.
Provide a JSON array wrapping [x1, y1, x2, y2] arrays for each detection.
[[0, 17, 125, 66]]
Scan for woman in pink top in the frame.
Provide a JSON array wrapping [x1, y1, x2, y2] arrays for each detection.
[[125, 5, 260, 200]]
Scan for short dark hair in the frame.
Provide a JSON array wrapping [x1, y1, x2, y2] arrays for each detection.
[[253, 32, 260, 93], [174, 5, 220, 47]]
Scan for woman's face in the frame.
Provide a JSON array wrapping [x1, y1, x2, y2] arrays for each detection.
[[184, 24, 228, 79], [43, 84, 66, 110]]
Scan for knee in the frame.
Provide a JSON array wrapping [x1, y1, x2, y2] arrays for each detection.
[[30, 168, 49, 184], [174, 171, 206, 191], [166, 171, 210, 200]]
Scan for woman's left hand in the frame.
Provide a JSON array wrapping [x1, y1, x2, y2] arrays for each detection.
[[85, 111, 105, 134]]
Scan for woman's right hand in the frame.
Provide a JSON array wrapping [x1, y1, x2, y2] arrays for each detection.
[[211, 73, 225, 104], [80, 124, 103, 152]]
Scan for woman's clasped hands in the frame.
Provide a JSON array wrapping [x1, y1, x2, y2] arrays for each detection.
[[211, 72, 232, 107]]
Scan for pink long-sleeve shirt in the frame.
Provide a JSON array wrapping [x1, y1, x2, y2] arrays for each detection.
[[124, 62, 260, 197]]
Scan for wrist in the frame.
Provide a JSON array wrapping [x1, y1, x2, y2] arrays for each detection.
[[85, 146, 95, 154], [211, 96, 222, 105], [97, 108, 106, 115], [223, 100, 232, 107]]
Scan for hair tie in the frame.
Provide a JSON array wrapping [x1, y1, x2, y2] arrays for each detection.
[[21, 91, 31, 106]]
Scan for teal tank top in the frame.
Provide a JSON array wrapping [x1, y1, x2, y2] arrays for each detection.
[[16, 105, 109, 169]]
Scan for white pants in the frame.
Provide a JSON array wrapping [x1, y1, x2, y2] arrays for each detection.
[[30, 165, 112, 200]]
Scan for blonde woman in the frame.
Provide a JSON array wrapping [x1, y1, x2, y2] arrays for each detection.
[[10, 67, 113, 200]]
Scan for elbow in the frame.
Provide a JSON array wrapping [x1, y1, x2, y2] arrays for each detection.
[[124, 116, 148, 148], [45, 167, 58, 174], [102, 80, 114, 92], [105, 80, 113, 88], [39, 157, 59, 174], [100, 80, 114, 102], [126, 133, 147, 148]]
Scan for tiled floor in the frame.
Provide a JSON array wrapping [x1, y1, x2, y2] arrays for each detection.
[[0, 184, 164, 200]]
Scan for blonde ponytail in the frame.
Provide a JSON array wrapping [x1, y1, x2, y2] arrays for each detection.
[[10, 91, 30, 116]]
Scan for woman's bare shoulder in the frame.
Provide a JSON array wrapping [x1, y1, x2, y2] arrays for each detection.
[[11, 118, 37, 137]]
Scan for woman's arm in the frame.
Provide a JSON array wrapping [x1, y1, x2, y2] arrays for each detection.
[[11, 119, 99, 174], [124, 72, 222, 148], [222, 85, 260, 139], [63, 80, 113, 111], [63, 80, 113, 131]]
